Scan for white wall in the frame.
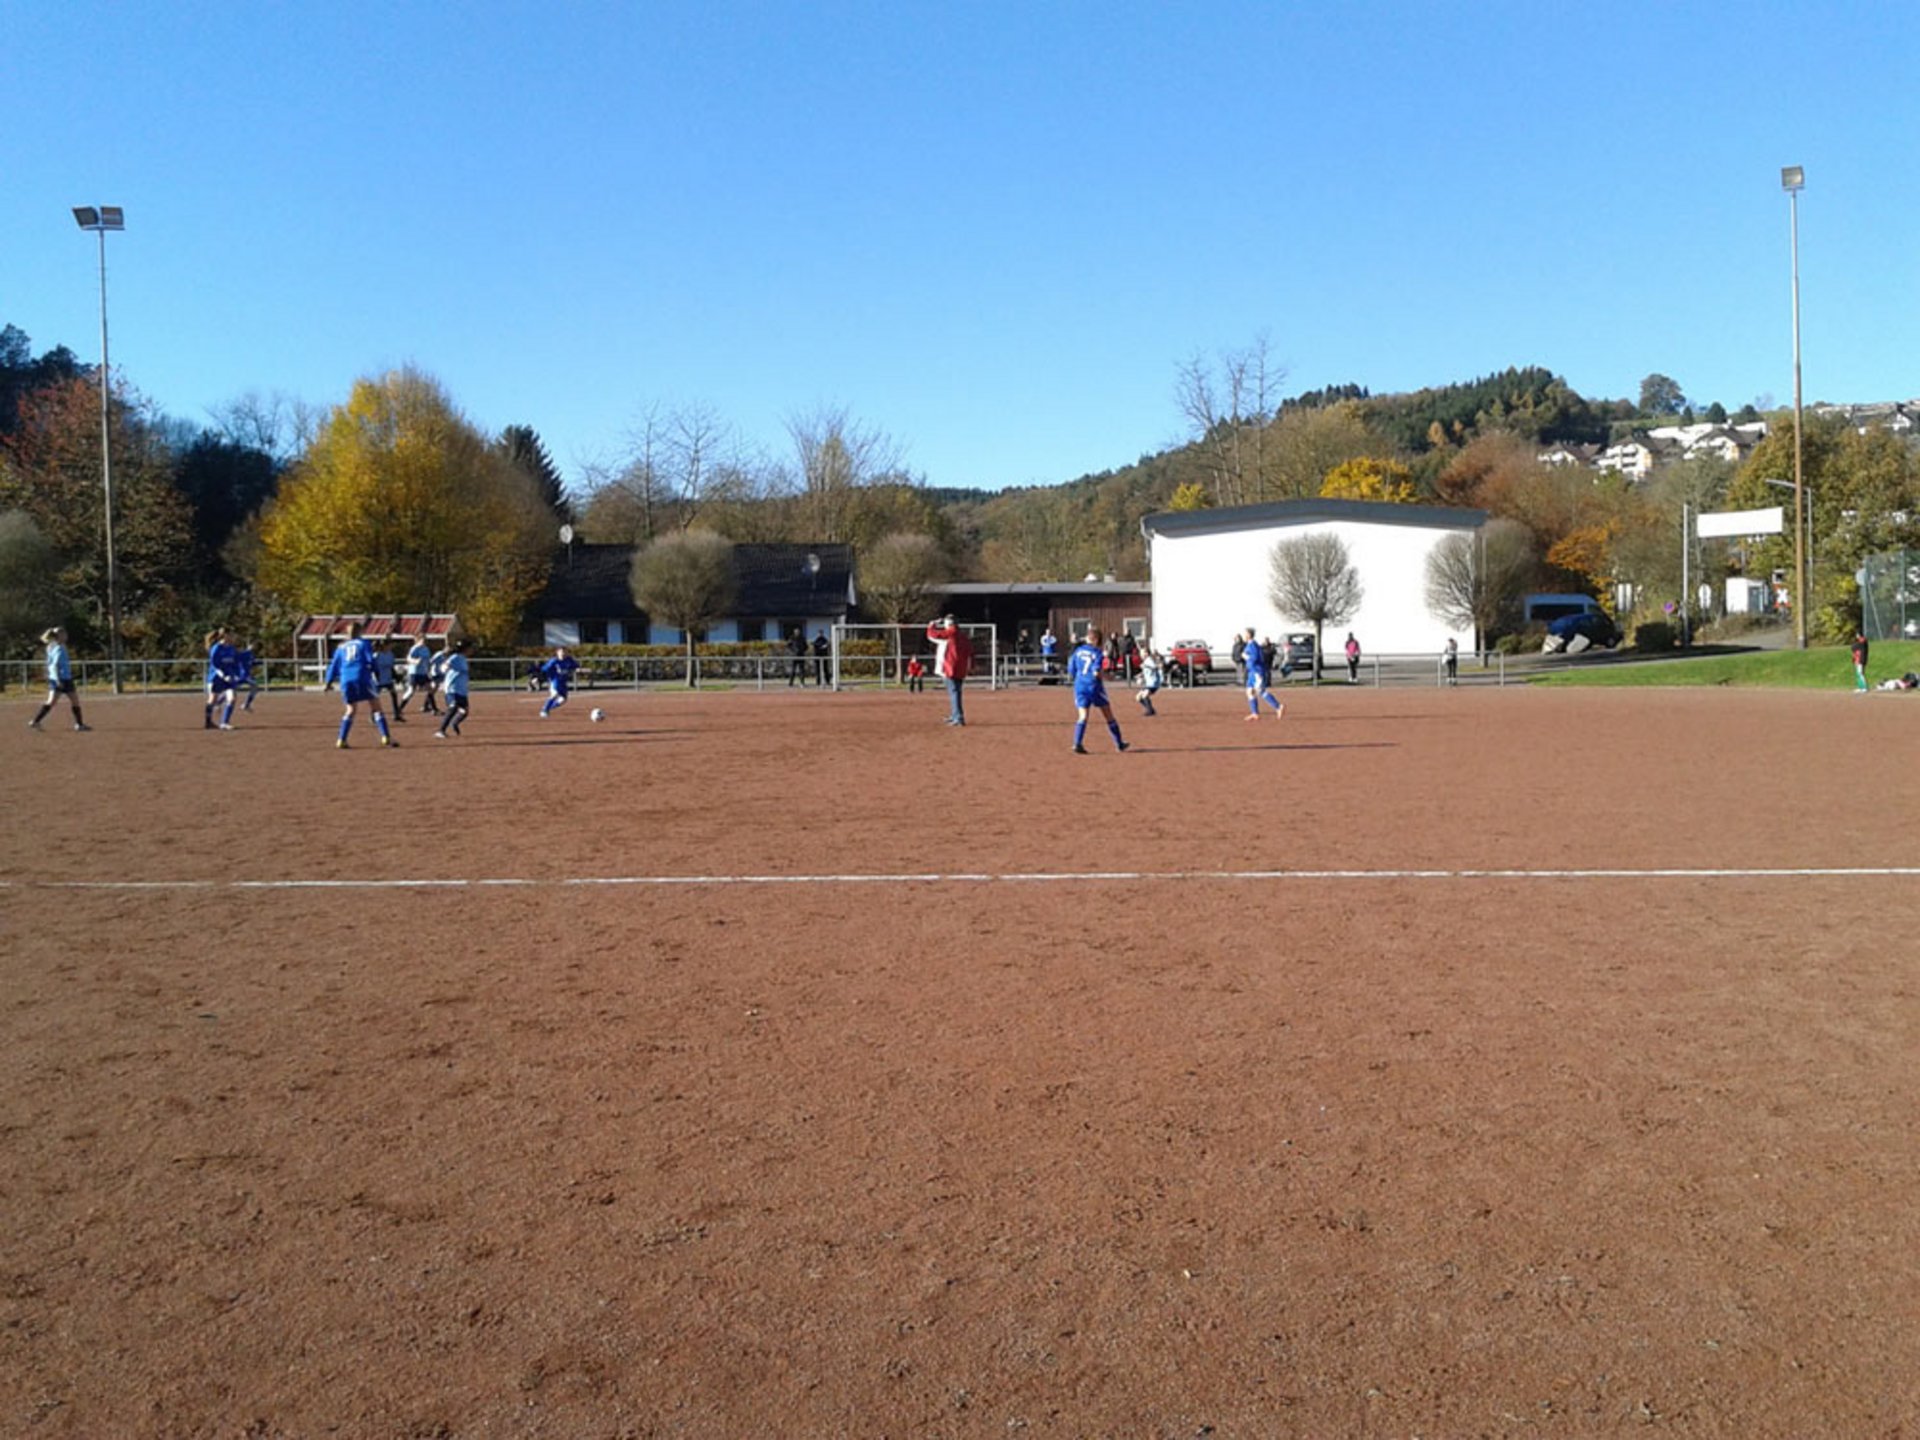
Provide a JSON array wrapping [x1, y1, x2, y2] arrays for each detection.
[[1150, 517, 1477, 657]]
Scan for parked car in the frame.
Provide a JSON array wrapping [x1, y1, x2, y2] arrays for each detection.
[[1280, 633, 1316, 675], [1166, 640, 1212, 684], [1542, 610, 1622, 654], [1905, 618, 1920, 639]]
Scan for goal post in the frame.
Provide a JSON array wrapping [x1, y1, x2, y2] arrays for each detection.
[[830, 622, 1000, 690]]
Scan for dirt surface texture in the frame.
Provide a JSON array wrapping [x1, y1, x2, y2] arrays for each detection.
[[3, 680, 1917, 1437]]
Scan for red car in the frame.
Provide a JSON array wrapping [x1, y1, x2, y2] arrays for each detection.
[[1166, 639, 1212, 684]]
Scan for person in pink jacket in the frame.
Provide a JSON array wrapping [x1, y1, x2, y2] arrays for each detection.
[[926, 615, 975, 726]]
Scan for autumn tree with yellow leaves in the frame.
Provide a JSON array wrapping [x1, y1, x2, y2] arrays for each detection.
[[255, 370, 555, 645]]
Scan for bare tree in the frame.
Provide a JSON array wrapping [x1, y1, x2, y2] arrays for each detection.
[[1425, 519, 1536, 655], [207, 390, 320, 463], [860, 531, 950, 679], [1268, 532, 1362, 681], [630, 529, 738, 686], [1174, 335, 1286, 506], [786, 405, 902, 542]]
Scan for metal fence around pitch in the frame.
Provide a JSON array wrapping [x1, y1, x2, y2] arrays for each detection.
[[0, 653, 853, 696], [5, 650, 1573, 696]]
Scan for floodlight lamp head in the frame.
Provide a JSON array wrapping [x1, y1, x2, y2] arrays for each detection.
[[72, 206, 99, 228], [72, 205, 125, 231], [1780, 165, 1805, 192]]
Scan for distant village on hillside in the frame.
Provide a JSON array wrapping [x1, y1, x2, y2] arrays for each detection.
[[1541, 401, 1918, 481]]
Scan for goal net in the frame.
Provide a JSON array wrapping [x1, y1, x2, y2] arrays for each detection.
[[830, 622, 1000, 690]]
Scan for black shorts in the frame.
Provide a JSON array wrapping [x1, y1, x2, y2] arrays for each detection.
[[49, 678, 75, 697]]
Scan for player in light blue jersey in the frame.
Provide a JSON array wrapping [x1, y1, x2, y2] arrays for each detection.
[[204, 628, 240, 730], [400, 636, 439, 716], [1067, 626, 1129, 755], [434, 639, 471, 737], [323, 621, 397, 749], [1241, 627, 1286, 722], [538, 646, 579, 718], [27, 627, 89, 731]]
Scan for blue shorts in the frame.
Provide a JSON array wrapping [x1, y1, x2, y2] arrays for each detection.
[[1247, 669, 1270, 691], [1074, 683, 1109, 710], [342, 679, 376, 704]]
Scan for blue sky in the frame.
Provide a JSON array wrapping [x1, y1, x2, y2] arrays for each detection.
[[7, 1, 1914, 493]]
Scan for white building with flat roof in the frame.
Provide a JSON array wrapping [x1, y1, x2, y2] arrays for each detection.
[[1141, 498, 1487, 658]]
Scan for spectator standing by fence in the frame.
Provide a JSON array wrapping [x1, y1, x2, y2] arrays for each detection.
[[1443, 637, 1459, 686], [1040, 626, 1058, 676], [1853, 630, 1870, 692], [812, 630, 830, 687], [1232, 632, 1247, 685], [787, 628, 809, 687], [1345, 632, 1361, 683], [905, 655, 926, 693]]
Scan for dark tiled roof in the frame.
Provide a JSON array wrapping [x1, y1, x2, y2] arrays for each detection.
[[1142, 497, 1486, 538], [732, 543, 854, 616], [531, 544, 640, 620], [532, 542, 856, 620]]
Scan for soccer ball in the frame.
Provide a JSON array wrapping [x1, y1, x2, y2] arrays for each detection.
[[590, 707, 606, 723]]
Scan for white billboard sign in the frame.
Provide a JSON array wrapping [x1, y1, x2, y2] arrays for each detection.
[[1696, 506, 1784, 539]]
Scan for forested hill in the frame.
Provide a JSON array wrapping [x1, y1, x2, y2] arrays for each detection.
[[949, 367, 1638, 583], [1281, 366, 1633, 452]]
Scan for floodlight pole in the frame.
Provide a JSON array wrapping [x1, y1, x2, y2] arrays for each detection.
[[73, 205, 126, 690], [1782, 167, 1807, 649]]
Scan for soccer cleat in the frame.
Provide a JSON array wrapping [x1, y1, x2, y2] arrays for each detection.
[[434, 730, 446, 739], [73, 722, 91, 732], [1245, 713, 1260, 722], [1275, 703, 1286, 719], [1072, 744, 1087, 754], [1117, 741, 1129, 752], [380, 734, 396, 747], [27, 719, 42, 730], [336, 739, 349, 749], [219, 723, 233, 731]]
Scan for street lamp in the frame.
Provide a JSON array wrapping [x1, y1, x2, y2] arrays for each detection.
[[1780, 166, 1806, 648], [72, 205, 126, 690]]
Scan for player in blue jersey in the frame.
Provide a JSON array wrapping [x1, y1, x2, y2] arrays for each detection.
[[1240, 627, 1286, 722], [323, 621, 397, 749], [27, 627, 89, 731], [204, 628, 240, 730], [433, 639, 471, 737], [538, 646, 579, 717], [232, 638, 260, 711], [1067, 626, 1129, 755]]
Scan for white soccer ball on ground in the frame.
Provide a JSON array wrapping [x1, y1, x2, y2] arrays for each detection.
[[590, 707, 606, 723]]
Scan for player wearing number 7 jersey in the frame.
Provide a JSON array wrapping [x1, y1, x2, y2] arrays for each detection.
[[1068, 626, 1129, 755]]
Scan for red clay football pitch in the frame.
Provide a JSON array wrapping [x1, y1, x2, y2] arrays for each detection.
[[2, 680, 1917, 1436]]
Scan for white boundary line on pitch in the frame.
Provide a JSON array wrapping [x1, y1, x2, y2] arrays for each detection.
[[3, 866, 1918, 892]]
